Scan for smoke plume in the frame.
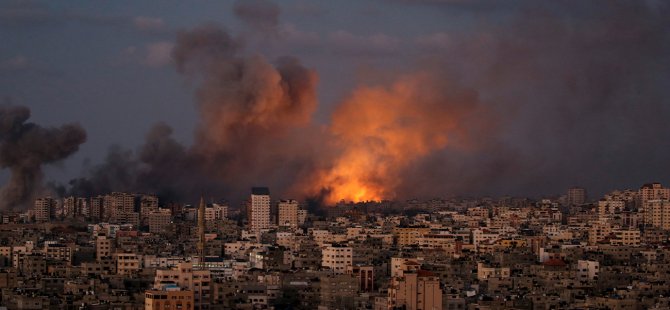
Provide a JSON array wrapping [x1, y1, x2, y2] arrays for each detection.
[[0, 105, 86, 209], [64, 0, 670, 204], [298, 73, 491, 203], [67, 23, 319, 203]]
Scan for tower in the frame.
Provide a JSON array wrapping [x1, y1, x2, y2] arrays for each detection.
[[567, 187, 586, 206], [197, 196, 206, 266], [248, 187, 271, 232]]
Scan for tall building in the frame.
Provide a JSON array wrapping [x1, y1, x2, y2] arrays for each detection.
[[90, 196, 104, 221], [62, 196, 76, 217], [388, 270, 443, 310], [248, 187, 270, 232], [148, 209, 172, 234], [140, 194, 159, 226], [639, 183, 670, 206], [76, 197, 89, 217], [567, 187, 587, 205], [197, 197, 206, 264], [107, 192, 137, 223], [33, 198, 56, 222], [96, 236, 114, 261], [278, 199, 299, 228], [642, 199, 670, 229]]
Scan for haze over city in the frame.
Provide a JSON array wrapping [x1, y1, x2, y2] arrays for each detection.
[[1, 0, 669, 208]]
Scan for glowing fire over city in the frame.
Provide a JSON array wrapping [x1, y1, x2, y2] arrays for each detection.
[[303, 73, 482, 204]]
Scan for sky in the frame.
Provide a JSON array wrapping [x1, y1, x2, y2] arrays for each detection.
[[1, 0, 669, 206]]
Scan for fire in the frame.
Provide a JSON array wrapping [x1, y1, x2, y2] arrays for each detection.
[[305, 72, 480, 204]]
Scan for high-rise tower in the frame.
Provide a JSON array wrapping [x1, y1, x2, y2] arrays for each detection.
[[197, 196, 206, 266], [248, 187, 271, 232]]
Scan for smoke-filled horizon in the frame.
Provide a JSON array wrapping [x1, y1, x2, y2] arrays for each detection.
[[0, 105, 86, 210], [2, 0, 670, 208]]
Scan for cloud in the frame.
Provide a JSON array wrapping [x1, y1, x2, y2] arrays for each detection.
[[278, 23, 320, 46], [0, 104, 86, 210], [118, 42, 174, 68], [133, 16, 165, 31], [143, 41, 174, 67], [233, 0, 280, 34], [290, 1, 328, 17], [0, 55, 29, 71], [327, 30, 402, 56], [0, 1, 58, 27], [415, 32, 451, 50]]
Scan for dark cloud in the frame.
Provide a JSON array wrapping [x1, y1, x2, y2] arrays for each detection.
[[233, 0, 280, 34], [0, 105, 86, 209], [394, 0, 670, 198]]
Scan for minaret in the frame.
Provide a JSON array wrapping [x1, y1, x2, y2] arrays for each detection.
[[197, 196, 206, 267]]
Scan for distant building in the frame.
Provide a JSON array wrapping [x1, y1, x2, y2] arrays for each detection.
[[96, 236, 114, 261], [297, 209, 308, 225], [90, 196, 104, 221], [248, 187, 270, 232], [153, 263, 210, 309], [278, 199, 299, 228], [148, 209, 172, 234], [388, 270, 442, 310], [598, 199, 625, 217], [577, 260, 599, 282], [114, 252, 141, 275], [204, 203, 228, 222], [322, 245, 353, 274], [107, 192, 137, 223], [347, 265, 375, 292], [643, 199, 670, 229], [567, 187, 587, 205], [33, 197, 56, 222], [639, 182, 670, 206]]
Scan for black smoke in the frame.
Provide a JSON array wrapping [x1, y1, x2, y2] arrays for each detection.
[[0, 105, 86, 209]]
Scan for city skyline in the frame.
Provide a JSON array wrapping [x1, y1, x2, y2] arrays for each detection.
[[1, 1, 670, 208]]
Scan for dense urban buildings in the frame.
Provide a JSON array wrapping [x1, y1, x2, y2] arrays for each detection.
[[2, 183, 670, 309]]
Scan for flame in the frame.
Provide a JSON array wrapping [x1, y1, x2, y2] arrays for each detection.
[[304, 72, 479, 204]]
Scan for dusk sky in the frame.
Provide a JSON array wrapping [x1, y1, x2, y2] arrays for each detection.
[[1, 0, 669, 206]]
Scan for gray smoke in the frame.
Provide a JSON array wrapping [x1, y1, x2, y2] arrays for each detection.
[[66, 23, 318, 203], [395, 0, 670, 198], [0, 105, 86, 209], [64, 0, 670, 203], [233, 0, 280, 34]]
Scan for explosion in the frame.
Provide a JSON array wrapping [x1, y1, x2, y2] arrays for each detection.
[[0, 105, 86, 209], [303, 73, 484, 204]]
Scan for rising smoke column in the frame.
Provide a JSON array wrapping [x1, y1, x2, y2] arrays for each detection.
[[66, 0, 670, 204], [171, 24, 319, 197], [0, 105, 86, 209], [64, 23, 319, 203], [300, 73, 491, 203]]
